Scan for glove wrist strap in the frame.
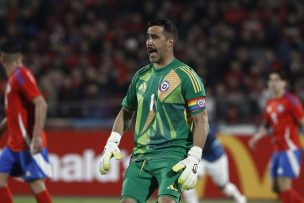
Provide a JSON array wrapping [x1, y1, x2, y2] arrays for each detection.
[[188, 146, 202, 161], [107, 132, 122, 145]]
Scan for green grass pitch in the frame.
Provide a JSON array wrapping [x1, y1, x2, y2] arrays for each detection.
[[14, 196, 278, 203]]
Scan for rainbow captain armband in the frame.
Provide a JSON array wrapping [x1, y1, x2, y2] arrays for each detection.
[[187, 97, 206, 113]]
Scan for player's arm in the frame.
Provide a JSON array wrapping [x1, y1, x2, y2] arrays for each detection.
[[112, 107, 135, 135], [31, 96, 48, 154], [283, 95, 304, 134], [99, 72, 138, 175], [172, 109, 209, 190], [249, 100, 271, 150], [191, 109, 209, 148], [0, 118, 7, 139], [172, 67, 208, 190], [15, 69, 47, 153], [288, 96, 304, 130], [248, 121, 268, 150], [98, 108, 135, 175]]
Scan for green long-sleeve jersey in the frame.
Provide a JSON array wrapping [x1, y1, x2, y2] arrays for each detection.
[[122, 58, 206, 160]]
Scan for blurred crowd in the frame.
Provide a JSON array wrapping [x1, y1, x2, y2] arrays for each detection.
[[0, 0, 303, 124]]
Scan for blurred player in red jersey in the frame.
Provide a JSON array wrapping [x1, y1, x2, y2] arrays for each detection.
[[0, 41, 52, 203], [249, 70, 304, 203]]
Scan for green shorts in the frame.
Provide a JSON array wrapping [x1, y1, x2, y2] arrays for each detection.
[[121, 157, 182, 203]]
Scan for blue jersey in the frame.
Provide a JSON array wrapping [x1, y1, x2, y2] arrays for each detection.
[[202, 125, 225, 162]]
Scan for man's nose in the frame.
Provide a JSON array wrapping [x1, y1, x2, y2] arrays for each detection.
[[146, 38, 153, 46]]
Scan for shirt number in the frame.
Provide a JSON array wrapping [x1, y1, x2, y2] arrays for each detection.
[[149, 94, 155, 111]]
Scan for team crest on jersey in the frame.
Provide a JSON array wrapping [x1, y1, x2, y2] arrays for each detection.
[[197, 98, 206, 107], [277, 105, 284, 113], [159, 80, 170, 92]]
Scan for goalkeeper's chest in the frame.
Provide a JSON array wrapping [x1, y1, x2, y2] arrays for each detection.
[[136, 70, 184, 106]]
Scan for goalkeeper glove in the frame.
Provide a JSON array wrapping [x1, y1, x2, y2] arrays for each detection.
[[172, 146, 202, 190], [98, 132, 122, 175]]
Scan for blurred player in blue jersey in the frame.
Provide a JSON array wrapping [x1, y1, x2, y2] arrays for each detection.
[[183, 124, 246, 203]]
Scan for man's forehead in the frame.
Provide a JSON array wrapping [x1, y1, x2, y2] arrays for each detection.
[[270, 73, 279, 78], [147, 25, 164, 34], [269, 74, 282, 81]]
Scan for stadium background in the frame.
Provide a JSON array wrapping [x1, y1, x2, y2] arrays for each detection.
[[0, 0, 303, 202]]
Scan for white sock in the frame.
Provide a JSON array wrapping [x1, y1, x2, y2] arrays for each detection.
[[222, 183, 246, 203], [183, 189, 199, 203]]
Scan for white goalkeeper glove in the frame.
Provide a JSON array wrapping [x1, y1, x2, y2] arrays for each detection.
[[98, 132, 122, 175], [172, 146, 202, 190]]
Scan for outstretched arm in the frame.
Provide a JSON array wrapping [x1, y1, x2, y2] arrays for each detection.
[[249, 122, 268, 150]]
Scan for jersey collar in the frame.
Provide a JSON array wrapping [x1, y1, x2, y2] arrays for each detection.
[[152, 58, 178, 74]]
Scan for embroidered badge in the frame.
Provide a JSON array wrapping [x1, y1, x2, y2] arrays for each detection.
[[159, 80, 170, 92]]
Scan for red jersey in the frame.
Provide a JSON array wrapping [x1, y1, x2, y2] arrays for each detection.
[[263, 92, 304, 151], [4, 66, 47, 151]]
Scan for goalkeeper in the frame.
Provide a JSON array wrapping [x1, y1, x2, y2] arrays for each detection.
[[98, 19, 209, 203]]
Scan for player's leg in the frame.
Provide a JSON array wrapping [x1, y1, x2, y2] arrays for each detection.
[[277, 176, 302, 203], [182, 161, 205, 203], [277, 176, 291, 191], [0, 147, 17, 203], [158, 196, 176, 203], [29, 179, 52, 203], [155, 158, 183, 203], [277, 176, 291, 199], [0, 173, 9, 188], [120, 198, 137, 203], [206, 154, 246, 203], [0, 173, 12, 203], [221, 183, 246, 203], [121, 160, 158, 203], [275, 150, 304, 203], [19, 148, 52, 203], [269, 152, 280, 194], [271, 178, 279, 194], [182, 189, 199, 203]]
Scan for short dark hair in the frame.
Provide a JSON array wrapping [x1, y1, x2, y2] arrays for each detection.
[[147, 19, 178, 41], [0, 40, 22, 54], [268, 69, 288, 81]]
